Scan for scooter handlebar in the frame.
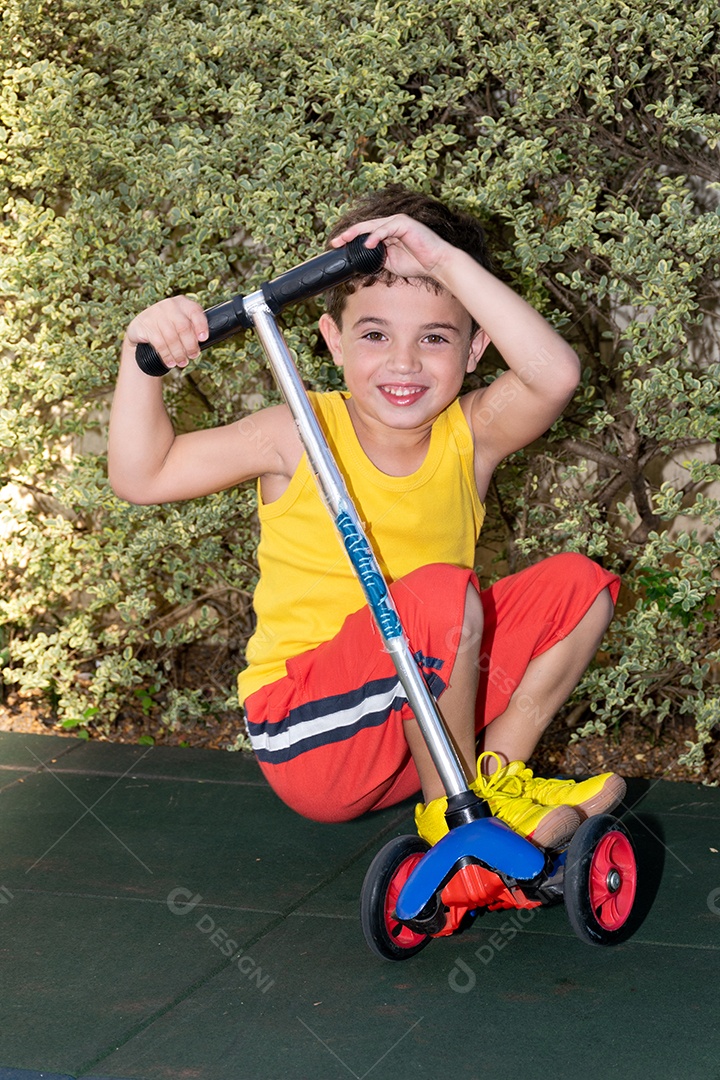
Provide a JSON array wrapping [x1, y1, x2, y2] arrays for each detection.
[[134, 234, 385, 377], [135, 295, 253, 377], [260, 233, 385, 313]]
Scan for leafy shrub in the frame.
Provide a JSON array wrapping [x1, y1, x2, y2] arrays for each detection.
[[1, 0, 718, 768]]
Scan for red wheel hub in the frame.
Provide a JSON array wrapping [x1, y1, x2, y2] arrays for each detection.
[[588, 830, 637, 931], [385, 853, 427, 948]]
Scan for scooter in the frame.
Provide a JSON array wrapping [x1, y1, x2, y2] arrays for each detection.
[[136, 236, 638, 961]]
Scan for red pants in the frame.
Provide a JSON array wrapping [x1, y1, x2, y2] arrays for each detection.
[[244, 554, 620, 822]]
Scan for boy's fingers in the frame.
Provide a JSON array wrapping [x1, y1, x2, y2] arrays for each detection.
[[332, 216, 439, 275], [175, 315, 206, 362], [167, 299, 207, 360], [331, 217, 395, 248], [129, 298, 208, 369], [152, 325, 188, 369], [136, 322, 189, 368], [176, 297, 209, 342]]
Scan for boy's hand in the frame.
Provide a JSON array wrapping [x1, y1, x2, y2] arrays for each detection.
[[331, 214, 452, 282], [125, 296, 209, 371]]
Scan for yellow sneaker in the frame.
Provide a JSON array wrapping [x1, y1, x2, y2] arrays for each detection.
[[414, 796, 449, 846], [415, 755, 581, 851], [495, 760, 626, 818], [470, 752, 581, 850]]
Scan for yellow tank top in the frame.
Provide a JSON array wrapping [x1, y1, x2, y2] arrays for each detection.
[[237, 391, 485, 702]]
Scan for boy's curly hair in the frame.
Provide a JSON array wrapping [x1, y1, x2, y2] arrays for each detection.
[[324, 185, 492, 327]]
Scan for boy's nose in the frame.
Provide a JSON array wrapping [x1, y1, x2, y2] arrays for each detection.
[[387, 343, 421, 373]]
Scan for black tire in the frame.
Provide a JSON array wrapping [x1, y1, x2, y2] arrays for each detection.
[[564, 814, 638, 946], [360, 835, 433, 961]]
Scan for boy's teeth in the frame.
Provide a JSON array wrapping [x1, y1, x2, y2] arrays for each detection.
[[383, 386, 420, 397]]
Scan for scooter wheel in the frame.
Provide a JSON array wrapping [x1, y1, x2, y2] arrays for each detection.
[[361, 835, 432, 961], [564, 814, 637, 946]]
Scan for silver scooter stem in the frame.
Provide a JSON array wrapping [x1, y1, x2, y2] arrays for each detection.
[[244, 292, 469, 800]]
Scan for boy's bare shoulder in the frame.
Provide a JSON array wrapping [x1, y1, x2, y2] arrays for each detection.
[[460, 355, 578, 476], [458, 386, 486, 431], [134, 401, 303, 505], [234, 401, 303, 479]]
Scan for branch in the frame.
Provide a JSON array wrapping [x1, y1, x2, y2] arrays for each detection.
[[558, 438, 634, 476], [184, 373, 216, 415]]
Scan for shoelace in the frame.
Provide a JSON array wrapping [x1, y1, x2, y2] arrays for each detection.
[[472, 751, 525, 801]]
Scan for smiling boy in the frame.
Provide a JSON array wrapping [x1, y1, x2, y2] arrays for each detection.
[[109, 186, 625, 849]]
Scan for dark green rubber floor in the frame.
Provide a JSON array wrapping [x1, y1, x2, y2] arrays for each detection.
[[0, 731, 718, 1080]]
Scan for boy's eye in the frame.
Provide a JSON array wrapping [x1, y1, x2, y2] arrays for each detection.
[[424, 333, 448, 344], [362, 331, 386, 341]]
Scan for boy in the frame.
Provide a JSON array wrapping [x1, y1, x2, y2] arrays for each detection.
[[109, 186, 624, 850]]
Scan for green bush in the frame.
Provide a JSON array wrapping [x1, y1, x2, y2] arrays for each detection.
[[1, 0, 718, 767]]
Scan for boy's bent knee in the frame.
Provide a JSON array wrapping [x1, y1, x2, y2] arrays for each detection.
[[541, 552, 619, 604], [447, 581, 484, 659], [390, 564, 481, 665], [392, 562, 478, 604], [543, 551, 598, 578]]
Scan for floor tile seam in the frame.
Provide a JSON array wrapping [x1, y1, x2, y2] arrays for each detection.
[[73, 925, 720, 1076], [0, 777, 29, 794], [652, 811, 720, 821], [260, 805, 415, 919], [0, 741, 86, 784], [5, 886, 284, 916], [73, 909, 292, 1079], [619, 793, 720, 817], [11, 766, 267, 787], [620, 937, 720, 951], [499, 926, 720, 951], [72, 809, 414, 1077], [622, 800, 720, 819], [196, 807, 418, 941], [6, 807, 411, 917], [286, 909, 357, 920], [168, 806, 417, 948], [14, 741, 86, 766], [285, 909, 720, 944]]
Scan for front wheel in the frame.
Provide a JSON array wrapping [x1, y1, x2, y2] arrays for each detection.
[[564, 814, 637, 946], [360, 835, 432, 961]]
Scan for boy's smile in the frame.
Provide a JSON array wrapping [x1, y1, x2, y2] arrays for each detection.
[[378, 384, 427, 405], [319, 279, 486, 440]]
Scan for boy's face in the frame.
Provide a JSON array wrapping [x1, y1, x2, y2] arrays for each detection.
[[319, 279, 488, 432]]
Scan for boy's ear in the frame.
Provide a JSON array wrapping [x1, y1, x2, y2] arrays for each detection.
[[319, 313, 344, 367], [466, 328, 490, 374]]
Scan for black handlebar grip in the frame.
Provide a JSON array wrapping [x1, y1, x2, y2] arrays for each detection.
[[135, 341, 173, 377], [135, 235, 385, 376], [261, 234, 385, 314], [204, 294, 254, 344], [135, 295, 254, 376]]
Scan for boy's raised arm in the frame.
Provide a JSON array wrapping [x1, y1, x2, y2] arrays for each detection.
[[332, 214, 581, 468], [441, 251, 580, 467], [108, 297, 293, 505]]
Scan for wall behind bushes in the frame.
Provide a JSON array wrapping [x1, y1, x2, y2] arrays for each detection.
[[1, 0, 718, 768]]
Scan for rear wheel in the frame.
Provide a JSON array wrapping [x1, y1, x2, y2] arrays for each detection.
[[360, 835, 432, 961], [564, 814, 637, 946]]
